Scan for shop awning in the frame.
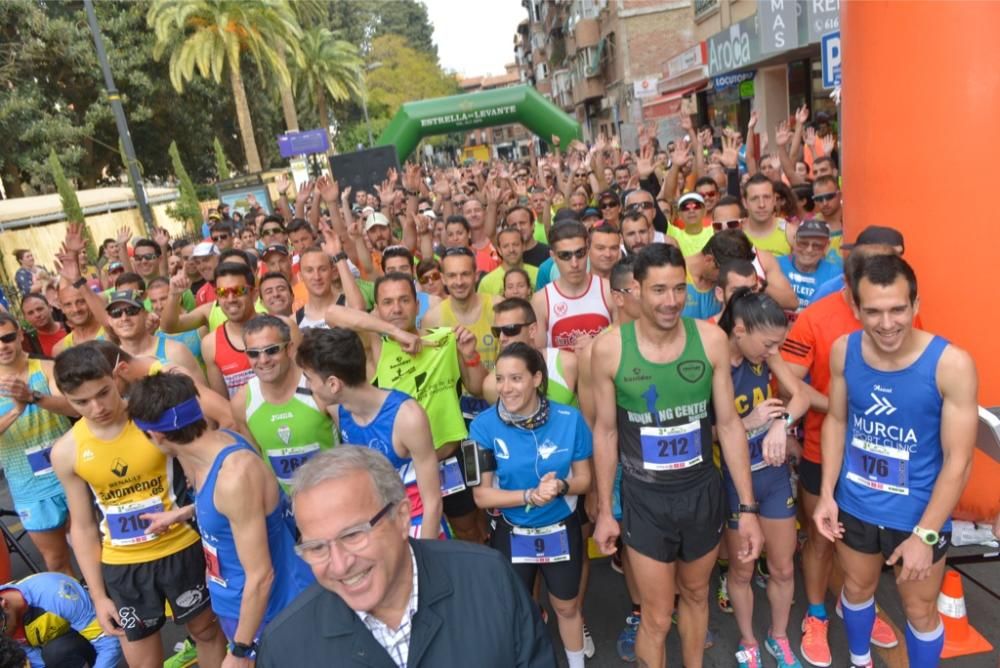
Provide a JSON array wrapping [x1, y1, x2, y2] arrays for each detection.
[[641, 83, 703, 120]]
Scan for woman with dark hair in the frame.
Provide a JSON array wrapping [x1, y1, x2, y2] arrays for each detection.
[[716, 288, 810, 668], [502, 266, 533, 300], [469, 342, 593, 668], [772, 180, 805, 225]]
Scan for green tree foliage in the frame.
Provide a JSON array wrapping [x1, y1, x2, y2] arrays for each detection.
[[147, 0, 303, 174], [292, 27, 363, 140], [48, 150, 97, 261], [326, 0, 437, 60], [167, 141, 204, 237], [213, 137, 230, 180]]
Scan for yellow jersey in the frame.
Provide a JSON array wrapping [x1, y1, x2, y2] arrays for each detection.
[[71, 419, 199, 565], [438, 296, 497, 372]]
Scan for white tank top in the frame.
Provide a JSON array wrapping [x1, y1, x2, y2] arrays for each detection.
[[544, 274, 611, 348]]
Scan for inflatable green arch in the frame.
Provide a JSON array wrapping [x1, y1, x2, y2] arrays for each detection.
[[377, 85, 582, 162]]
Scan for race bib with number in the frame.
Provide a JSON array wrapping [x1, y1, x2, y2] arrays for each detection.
[[203, 541, 226, 587], [105, 497, 163, 546], [510, 523, 571, 564], [25, 443, 54, 476], [845, 438, 910, 495], [267, 444, 321, 484], [439, 457, 466, 497], [640, 422, 703, 471]]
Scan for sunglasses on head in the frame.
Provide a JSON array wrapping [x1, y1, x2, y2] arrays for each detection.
[[108, 304, 143, 319], [418, 270, 441, 285], [134, 253, 159, 262], [812, 192, 838, 203], [211, 233, 230, 242], [490, 322, 531, 338], [0, 332, 18, 344], [442, 246, 475, 258], [712, 219, 742, 232], [246, 342, 288, 360], [555, 247, 588, 262], [216, 285, 250, 298]]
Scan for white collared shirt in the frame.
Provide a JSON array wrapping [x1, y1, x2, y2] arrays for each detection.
[[355, 546, 419, 668]]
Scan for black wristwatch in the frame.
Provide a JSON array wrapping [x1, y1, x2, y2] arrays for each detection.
[[332, 252, 349, 263], [406, 188, 420, 197], [556, 479, 570, 497], [72, 277, 87, 289], [737, 502, 761, 515], [229, 641, 257, 658], [27, 390, 42, 405]]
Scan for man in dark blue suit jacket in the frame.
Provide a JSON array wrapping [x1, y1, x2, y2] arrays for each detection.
[[255, 446, 556, 668]]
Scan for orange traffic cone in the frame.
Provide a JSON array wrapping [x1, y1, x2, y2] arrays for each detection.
[[938, 569, 993, 659]]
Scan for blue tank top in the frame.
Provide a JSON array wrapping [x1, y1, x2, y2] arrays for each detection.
[[338, 390, 425, 518], [194, 432, 314, 622], [727, 357, 773, 473], [162, 329, 204, 365], [153, 333, 169, 364], [837, 332, 949, 532]]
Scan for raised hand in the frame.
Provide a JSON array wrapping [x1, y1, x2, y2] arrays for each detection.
[[635, 142, 655, 179], [795, 103, 810, 126], [821, 135, 836, 155], [720, 130, 740, 169], [775, 120, 792, 148], [341, 185, 352, 204], [152, 226, 171, 248], [115, 225, 133, 247], [550, 134, 561, 148], [274, 173, 291, 195], [680, 115, 694, 133], [320, 224, 344, 256], [670, 138, 692, 169], [748, 110, 759, 132], [64, 223, 87, 255], [316, 174, 340, 203], [403, 163, 422, 192], [803, 126, 817, 148], [169, 272, 190, 296]]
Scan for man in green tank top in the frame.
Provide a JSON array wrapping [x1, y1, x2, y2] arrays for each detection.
[[324, 272, 487, 543], [590, 243, 763, 668], [231, 315, 336, 492]]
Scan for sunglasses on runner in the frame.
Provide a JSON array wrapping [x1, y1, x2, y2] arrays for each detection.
[[627, 201, 655, 211], [697, 190, 718, 199], [600, 200, 619, 209], [216, 286, 250, 298], [211, 233, 230, 242], [712, 219, 742, 232], [418, 270, 441, 285], [108, 305, 143, 319], [812, 192, 838, 203], [134, 253, 159, 262], [490, 323, 530, 338], [246, 342, 289, 360], [0, 332, 18, 344], [554, 247, 588, 262], [681, 202, 704, 212], [261, 226, 285, 236]]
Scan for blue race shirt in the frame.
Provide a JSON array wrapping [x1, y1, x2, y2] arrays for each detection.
[[683, 283, 721, 320], [194, 432, 314, 623], [470, 401, 592, 528], [811, 273, 845, 303], [837, 332, 950, 532], [777, 255, 842, 310]]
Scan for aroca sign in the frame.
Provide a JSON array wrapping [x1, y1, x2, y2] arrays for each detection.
[[707, 15, 760, 77]]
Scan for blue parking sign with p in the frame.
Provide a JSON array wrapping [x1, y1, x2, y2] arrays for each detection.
[[822, 31, 841, 89]]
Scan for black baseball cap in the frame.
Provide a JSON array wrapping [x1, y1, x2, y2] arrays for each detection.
[[841, 225, 905, 252], [106, 290, 143, 310], [262, 244, 289, 257], [796, 219, 831, 239]]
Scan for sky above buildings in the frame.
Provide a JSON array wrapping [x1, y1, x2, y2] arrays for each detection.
[[424, 0, 526, 77]]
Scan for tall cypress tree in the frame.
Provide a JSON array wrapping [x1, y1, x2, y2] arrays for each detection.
[[48, 149, 97, 262], [167, 141, 203, 237]]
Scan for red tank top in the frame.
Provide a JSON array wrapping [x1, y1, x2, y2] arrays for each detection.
[[544, 274, 611, 349], [214, 325, 253, 397]]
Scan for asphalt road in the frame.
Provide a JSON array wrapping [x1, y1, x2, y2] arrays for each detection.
[[0, 480, 996, 667]]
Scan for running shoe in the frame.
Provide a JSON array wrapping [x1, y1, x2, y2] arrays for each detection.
[[583, 623, 595, 658], [834, 600, 899, 648], [799, 614, 832, 667], [616, 614, 640, 663], [716, 572, 733, 613], [765, 634, 803, 668], [163, 638, 198, 668], [736, 643, 762, 668], [754, 556, 770, 589]]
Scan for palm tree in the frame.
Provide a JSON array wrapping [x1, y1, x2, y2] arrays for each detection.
[[276, 0, 326, 133], [291, 27, 364, 146], [148, 0, 302, 174]]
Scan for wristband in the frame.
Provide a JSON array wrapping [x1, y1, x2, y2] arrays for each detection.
[[523, 489, 533, 507], [332, 252, 349, 263], [738, 502, 760, 515], [406, 189, 420, 197], [463, 353, 482, 368], [72, 277, 87, 289], [556, 479, 569, 497]]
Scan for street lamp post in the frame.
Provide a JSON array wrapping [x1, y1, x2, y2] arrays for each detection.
[[361, 61, 383, 148], [83, 0, 154, 236]]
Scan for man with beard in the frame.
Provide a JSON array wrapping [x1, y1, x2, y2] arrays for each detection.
[[20, 294, 66, 358]]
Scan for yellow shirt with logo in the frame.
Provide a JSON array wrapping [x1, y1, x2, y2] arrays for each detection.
[[72, 419, 199, 565]]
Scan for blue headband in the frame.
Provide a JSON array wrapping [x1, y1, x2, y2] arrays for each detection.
[[133, 397, 204, 432]]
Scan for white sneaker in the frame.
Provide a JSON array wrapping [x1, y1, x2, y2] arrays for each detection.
[[583, 623, 595, 658]]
